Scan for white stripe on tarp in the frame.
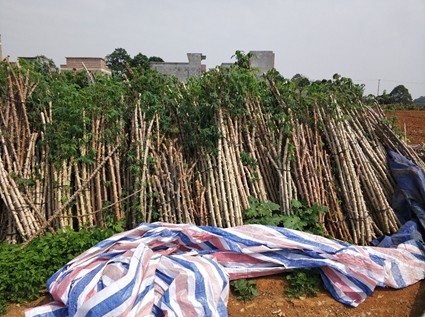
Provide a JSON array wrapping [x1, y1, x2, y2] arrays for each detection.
[[25, 222, 425, 316]]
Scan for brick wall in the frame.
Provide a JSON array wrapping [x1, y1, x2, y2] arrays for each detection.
[[60, 57, 111, 75]]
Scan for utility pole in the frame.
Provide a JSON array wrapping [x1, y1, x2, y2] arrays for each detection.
[[377, 79, 381, 96], [0, 34, 3, 61]]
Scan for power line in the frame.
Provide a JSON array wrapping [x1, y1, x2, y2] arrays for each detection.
[[353, 79, 425, 86]]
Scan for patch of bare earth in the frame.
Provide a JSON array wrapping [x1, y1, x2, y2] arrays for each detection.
[[227, 274, 425, 317], [386, 110, 425, 145]]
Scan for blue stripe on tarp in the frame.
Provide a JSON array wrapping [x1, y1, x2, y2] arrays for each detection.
[[203, 240, 220, 250], [164, 255, 213, 317], [412, 252, 425, 262], [68, 262, 106, 316], [318, 269, 354, 306], [389, 260, 406, 288], [317, 267, 372, 306], [141, 227, 178, 240], [200, 226, 261, 250], [151, 304, 165, 317], [273, 227, 348, 253], [47, 266, 68, 289], [83, 258, 144, 316], [205, 256, 229, 290], [132, 281, 155, 310], [369, 254, 386, 266], [342, 271, 373, 296], [96, 250, 127, 260], [92, 238, 117, 250], [217, 299, 229, 317], [156, 268, 174, 286], [388, 150, 425, 232]]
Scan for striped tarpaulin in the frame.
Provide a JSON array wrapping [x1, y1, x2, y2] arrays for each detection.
[[25, 222, 425, 317]]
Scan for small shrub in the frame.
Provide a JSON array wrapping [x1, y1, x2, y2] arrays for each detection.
[[230, 279, 258, 301], [0, 226, 119, 314], [243, 197, 328, 236], [285, 269, 321, 299], [244, 196, 284, 226], [285, 199, 328, 235]]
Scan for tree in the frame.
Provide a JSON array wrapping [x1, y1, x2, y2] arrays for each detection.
[[376, 90, 393, 105], [130, 53, 149, 70], [105, 48, 131, 76], [106, 49, 164, 77], [148, 56, 164, 63], [232, 50, 254, 69], [18, 55, 58, 74], [413, 96, 425, 106], [291, 74, 310, 89], [389, 85, 412, 104]]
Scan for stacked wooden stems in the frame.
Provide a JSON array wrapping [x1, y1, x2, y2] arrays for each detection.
[[1, 62, 424, 245]]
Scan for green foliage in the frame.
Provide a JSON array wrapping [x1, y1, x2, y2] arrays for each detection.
[[0, 299, 5, 316], [18, 56, 58, 74], [389, 85, 412, 105], [230, 279, 258, 301], [105, 48, 131, 76], [240, 152, 257, 168], [291, 73, 311, 90], [0, 227, 118, 313], [284, 199, 328, 235], [377, 90, 393, 105], [244, 196, 283, 226], [243, 197, 327, 235], [130, 53, 150, 71], [148, 56, 164, 63], [285, 269, 321, 299], [105, 48, 164, 78], [378, 85, 413, 105], [379, 115, 405, 140], [413, 96, 425, 106], [175, 61, 262, 153], [232, 50, 254, 69]]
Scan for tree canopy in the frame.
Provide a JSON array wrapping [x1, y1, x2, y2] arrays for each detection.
[[105, 48, 131, 76], [389, 85, 412, 104], [377, 84, 413, 105], [413, 96, 425, 106], [291, 74, 311, 89], [105, 48, 164, 77]]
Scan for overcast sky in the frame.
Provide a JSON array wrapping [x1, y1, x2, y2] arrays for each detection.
[[1, 0, 424, 98]]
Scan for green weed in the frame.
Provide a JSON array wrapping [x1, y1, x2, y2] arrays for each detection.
[[230, 279, 259, 301], [285, 269, 321, 299]]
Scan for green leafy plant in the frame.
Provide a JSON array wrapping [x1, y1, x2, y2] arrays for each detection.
[[0, 226, 119, 314], [244, 197, 328, 235], [283, 199, 328, 235], [285, 269, 321, 299], [244, 196, 284, 226], [230, 279, 258, 301], [379, 115, 406, 141]]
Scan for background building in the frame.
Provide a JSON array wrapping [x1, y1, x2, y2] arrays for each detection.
[[150, 53, 206, 81], [60, 57, 111, 75]]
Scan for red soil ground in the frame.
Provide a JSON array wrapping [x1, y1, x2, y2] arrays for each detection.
[[386, 110, 425, 145]]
